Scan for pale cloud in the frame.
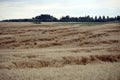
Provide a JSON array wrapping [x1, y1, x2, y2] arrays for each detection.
[[0, 0, 120, 20], [24, 4, 61, 10]]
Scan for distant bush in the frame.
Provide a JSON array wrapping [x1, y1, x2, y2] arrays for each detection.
[[33, 19, 41, 24], [2, 14, 120, 22], [33, 22, 41, 24]]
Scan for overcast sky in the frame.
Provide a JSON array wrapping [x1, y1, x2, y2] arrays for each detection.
[[0, 0, 120, 20]]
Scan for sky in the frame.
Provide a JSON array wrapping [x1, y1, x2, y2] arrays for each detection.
[[0, 0, 120, 20]]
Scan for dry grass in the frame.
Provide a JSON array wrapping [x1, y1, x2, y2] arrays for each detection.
[[0, 22, 120, 80], [0, 53, 120, 69], [0, 63, 120, 80]]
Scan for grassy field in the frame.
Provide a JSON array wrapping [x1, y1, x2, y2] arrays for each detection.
[[0, 22, 120, 80]]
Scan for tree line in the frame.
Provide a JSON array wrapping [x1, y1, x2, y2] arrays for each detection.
[[2, 14, 120, 22]]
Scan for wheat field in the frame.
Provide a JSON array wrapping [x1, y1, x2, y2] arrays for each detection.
[[0, 22, 120, 80]]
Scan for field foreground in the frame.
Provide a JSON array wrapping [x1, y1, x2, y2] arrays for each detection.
[[0, 22, 120, 80]]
